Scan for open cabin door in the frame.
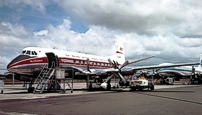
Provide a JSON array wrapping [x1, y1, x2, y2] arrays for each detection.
[[45, 52, 59, 68]]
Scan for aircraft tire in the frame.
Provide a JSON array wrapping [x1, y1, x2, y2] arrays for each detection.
[[107, 84, 111, 91], [89, 83, 93, 91], [28, 87, 35, 93], [116, 84, 120, 89], [150, 85, 154, 91]]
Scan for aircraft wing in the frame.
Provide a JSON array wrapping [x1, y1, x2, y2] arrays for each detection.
[[157, 69, 194, 76], [74, 62, 199, 76], [71, 54, 200, 76], [59, 54, 200, 76], [125, 62, 200, 71]]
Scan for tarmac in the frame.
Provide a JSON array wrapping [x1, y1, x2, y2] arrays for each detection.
[[0, 82, 196, 100], [0, 83, 202, 115]]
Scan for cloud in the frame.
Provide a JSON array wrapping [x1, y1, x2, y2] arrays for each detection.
[[56, 0, 202, 37], [0, 18, 201, 70], [0, 22, 34, 56], [34, 19, 117, 55], [1, 0, 201, 37], [1, 0, 201, 36], [0, 1, 202, 73], [1, 0, 50, 13]]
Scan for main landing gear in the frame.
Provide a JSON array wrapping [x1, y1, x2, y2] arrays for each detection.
[[27, 81, 35, 93]]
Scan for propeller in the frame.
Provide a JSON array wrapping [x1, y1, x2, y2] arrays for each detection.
[[108, 58, 127, 83], [107, 56, 154, 83], [86, 56, 154, 89]]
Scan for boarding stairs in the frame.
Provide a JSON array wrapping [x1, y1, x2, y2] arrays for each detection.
[[33, 64, 56, 94], [33, 52, 74, 94]]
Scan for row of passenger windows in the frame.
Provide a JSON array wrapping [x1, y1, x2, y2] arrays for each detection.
[[22, 50, 38, 56], [74, 60, 111, 66]]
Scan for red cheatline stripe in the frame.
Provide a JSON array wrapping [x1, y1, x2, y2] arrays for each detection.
[[8, 57, 113, 69]]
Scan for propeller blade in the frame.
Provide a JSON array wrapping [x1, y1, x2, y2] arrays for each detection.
[[117, 72, 126, 83], [105, 73, 115, 82], [116, 61, 120, 68], [108, 58, 115, 69], [113, 60, 118, 69], [127, 56, 154, 65], [119, 60, 129, 70]]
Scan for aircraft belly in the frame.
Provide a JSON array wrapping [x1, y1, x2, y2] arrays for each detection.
[[8, 64, 45, 76]]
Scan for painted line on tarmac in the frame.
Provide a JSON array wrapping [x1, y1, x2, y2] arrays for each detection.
[[0, 111, 37, 115], [137, 92, 202, 105], [23, 96, 47, 99]]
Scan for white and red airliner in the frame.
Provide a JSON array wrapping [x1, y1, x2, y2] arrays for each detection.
[[6, 40, 200, 81], [7, 40, 128, 80]]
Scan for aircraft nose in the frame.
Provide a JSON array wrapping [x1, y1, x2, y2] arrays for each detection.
[[7, 55, 31, 70]]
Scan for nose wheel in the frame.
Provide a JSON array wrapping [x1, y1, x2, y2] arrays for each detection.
[[28, 87, 35, 93]]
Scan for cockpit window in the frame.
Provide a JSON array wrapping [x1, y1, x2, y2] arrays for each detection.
[[32, 51, 37, 55], [31, 51, 35, 55], [26, 50, 31, 55], [22, 50, 26, 54], [34, 51, 37, 55], [22, 50, 37, 56]]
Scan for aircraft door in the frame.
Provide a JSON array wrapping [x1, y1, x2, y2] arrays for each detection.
[[45, 52, 60, 68]]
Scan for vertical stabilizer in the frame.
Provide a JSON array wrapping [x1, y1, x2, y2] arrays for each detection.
[[115, 39, 126, 64], [199, 54, 202, 68]]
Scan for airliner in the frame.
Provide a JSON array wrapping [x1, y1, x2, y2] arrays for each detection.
[[7, 40, 200, 84], [157, 54, 202, 77], [7, 40, 128, 81]]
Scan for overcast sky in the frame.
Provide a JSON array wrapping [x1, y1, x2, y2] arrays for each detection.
[[0, 0, 202, 74]]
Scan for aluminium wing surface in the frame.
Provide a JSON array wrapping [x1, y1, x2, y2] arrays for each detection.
[[121, 62, 200, 71], [75, 62, 200, 75]]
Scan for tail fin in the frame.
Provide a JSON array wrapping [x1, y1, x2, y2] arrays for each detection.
[[107, 39, 126, 64], [114, 39, 126, 64], [199, 54, 202, 68]]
